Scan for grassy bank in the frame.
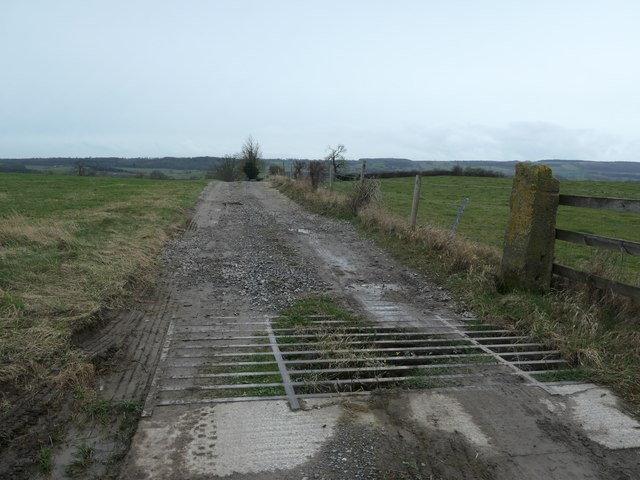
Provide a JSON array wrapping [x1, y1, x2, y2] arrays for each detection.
[[0, 173, 207, 405], [272, 176, 640, 410]]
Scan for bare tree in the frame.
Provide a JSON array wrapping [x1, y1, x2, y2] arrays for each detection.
[[308, 160, 326, 190], [325, 144, 347, 178], [240, 136, 262, 180]]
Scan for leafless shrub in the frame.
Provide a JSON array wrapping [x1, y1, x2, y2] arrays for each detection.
[[207, 155, 243, 181], [347, 179, 381, 214], [293, 161, 306, 180], [268, 165, 284, 176], [308, 161, 326, 190]]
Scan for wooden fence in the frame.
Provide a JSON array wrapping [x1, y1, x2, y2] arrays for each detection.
[[501, 163, 640, 300], [552, 194, 640, 301]]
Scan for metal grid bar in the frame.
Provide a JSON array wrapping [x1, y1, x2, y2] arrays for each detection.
[[172, 330, 512, 340], [158, 372, 494, 392], [167, 361, 500, 379], [266, 321, 300, 410]]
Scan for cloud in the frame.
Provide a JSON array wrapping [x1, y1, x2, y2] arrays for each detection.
[[353, 122, 640, 161]]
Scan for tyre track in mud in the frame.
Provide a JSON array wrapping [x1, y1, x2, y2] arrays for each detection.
[[84, 184, 222, 402]]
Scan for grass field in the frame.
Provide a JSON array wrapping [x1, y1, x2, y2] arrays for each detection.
[[334, 176, 640, 285], [0, 173, 207, 402]]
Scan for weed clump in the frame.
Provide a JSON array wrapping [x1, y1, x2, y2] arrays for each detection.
[[347, 179, 381, 215]]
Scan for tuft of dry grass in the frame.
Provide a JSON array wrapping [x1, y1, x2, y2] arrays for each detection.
[[0, 214, 78, 249], [270, 176, 351, 218], [358, 205, 500, 280]]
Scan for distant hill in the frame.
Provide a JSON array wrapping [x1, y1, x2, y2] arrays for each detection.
[[2, 156, 640, 181], [0, 156, 224, 170], [355, 159, 640, 181], [357, 159, 515, 176], [536, 160, 640, 181]]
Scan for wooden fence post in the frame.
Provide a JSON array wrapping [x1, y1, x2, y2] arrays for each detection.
[[500, 162, 559, 292], [409, 174, 422, 228], [359, 160, 366, 184]]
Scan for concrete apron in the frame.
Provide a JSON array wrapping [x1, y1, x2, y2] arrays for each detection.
[[121, 382, 640, 479]]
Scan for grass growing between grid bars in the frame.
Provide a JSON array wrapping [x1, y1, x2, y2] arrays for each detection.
[[200, 386, 287, 399], [191, 341, 283, 391], [201, 354, 278, 375], [198, 354, 282, 386], [271, 176, 640, 411], [273, 295, 363, 328], [0, 173, 208, 404], [271, 295, 506, 395], [277, 295, 379, 395]]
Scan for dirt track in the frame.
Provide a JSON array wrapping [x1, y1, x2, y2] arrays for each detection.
[[9, 181, 635, 479]]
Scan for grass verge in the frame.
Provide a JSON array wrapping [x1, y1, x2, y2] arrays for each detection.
[[271, 176, 640, 411]]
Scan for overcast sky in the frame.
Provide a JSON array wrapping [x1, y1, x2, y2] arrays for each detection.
[[1, 1, 639, 160]]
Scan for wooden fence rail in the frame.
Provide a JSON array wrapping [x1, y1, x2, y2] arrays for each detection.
[[555, 229, 640, 256], [558, 194, 640, 212], [552, 264, 640, 302]]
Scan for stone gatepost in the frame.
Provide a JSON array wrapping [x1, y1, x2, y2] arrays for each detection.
[[501, 162, 560, 292]]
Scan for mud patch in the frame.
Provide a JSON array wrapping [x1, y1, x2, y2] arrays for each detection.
[[407, 392, 491, 448], [292, 393, 497, 480]]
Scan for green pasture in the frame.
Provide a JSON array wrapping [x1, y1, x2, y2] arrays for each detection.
[[334, 176, 640, 284], [0, 173, 208, 397], [0, 173, 206, 222]]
